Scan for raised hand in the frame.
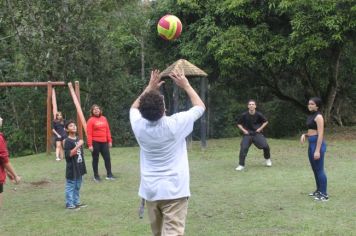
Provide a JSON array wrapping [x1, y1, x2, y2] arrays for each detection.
[[147, 69, 164, 91], [168, 69, 190, 89]]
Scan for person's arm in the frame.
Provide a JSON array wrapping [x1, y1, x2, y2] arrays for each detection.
[[4, 162, 21, 184], [86, 118, 93, 151], [237, 124, 249, 135], [300, 133, 306, 144], [52, 129, 60, 137], [52, 122, 61, 138], [256, 121, 268, 133], [106, 118, 112, 148], [168, 70, 205, 109], [314, 114, 324, 160], [131, 69, 164, 109], [69, 139, 84, 157]]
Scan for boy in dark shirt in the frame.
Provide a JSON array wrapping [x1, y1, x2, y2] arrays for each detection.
[[63, 120, 87, 209], [235, 100, 271, 171]]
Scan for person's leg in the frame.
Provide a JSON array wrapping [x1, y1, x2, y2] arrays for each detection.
[[65, 179, 75, 208], [146, 200, 163, 236], [92, 141, 100, 179], [0, 184, 3, 208], [314, 143, 327, 195], [308, 142, 320, 192], [252, 133, 270, 159], [55, 141, 61, 160], [239, 135, 252, 166], [100, 143, 113, 177], [73, 177, 82, 206], [59, 139, 65, 160], [161, 197, 188, 236]]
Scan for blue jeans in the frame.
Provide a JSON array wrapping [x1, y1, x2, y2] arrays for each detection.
[[65, 177, 82, 207], [308, 135, 328, 195]]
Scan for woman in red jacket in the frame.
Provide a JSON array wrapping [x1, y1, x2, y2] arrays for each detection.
[[0, 116, 21, 208], [87, 105, 114, 182]]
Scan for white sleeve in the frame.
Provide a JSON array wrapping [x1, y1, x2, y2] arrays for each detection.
[[171, 106, 205, 139], [129, 108, 142, 125]]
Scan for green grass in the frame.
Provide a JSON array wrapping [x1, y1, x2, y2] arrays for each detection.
[[1, 135, 356, 236]]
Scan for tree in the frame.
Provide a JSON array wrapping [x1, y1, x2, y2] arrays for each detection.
[[166, 0, 356, 124]]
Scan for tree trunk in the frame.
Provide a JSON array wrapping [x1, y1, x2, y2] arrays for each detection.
[[324, 47, 342, 124]]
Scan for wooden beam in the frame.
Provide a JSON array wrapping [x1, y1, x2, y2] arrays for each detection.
[[0, 81, 66, 87], [68, 82, 87, 135], [46, 82, 53, 155], [52, 88, 58, 120], [74, 81, 84, 140]]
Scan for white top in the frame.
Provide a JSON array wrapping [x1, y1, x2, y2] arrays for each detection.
[[130, 106, 205, 201]]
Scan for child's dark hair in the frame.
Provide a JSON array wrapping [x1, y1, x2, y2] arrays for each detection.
[[139, 90, 165, 121], [309, 97, 322, 109], [65, 119, 76, 130]]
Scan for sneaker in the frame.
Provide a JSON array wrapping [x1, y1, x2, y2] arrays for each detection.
[[66, 205, 80, 210], [235, 165, 245, 171], [265, 159, 272, 167], [105, 176, 116, 180], [56, 157, 61, 161], [76, 203, 88, 208], [93, 176, 101, 182], [314, 192, 329, 202], [308, 191, 319, 197]]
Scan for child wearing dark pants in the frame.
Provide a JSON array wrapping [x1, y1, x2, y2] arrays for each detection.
[[64, 120, 87, 210]]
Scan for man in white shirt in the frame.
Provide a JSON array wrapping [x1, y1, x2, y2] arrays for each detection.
[[130, 69, 205, 236]]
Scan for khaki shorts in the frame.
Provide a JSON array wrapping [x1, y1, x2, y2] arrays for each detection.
[[146, 197, 189, 236]]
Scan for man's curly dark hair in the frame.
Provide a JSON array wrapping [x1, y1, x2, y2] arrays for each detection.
[[139, 90, 165, 121]]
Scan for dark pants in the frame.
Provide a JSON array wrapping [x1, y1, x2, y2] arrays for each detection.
[[308, 135, 327, 195], [239, 133, 270, 166], [92, 141, 112, 178]]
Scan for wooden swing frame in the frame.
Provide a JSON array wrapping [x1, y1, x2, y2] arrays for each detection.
[[0, 81, 87, 154]]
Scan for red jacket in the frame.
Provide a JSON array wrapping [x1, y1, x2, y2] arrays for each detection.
[[86, 115, 112, 147], [0, 132, 10, 184]]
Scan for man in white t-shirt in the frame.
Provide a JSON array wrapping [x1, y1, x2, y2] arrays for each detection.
[[130, 69, 205, 236]]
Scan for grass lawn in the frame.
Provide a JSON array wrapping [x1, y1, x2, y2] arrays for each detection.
[[1, 129, 356, 236]]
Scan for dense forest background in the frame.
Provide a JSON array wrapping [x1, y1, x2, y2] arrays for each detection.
[[0, 0, 355, 155]]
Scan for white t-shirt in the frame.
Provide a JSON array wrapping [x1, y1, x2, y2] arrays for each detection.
[[130, 106, 205, 201]]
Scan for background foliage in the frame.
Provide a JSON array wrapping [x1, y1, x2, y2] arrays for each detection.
[[0, 0, 355, 155]]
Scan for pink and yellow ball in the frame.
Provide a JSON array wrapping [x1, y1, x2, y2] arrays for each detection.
[[157, 15, 182, 40]]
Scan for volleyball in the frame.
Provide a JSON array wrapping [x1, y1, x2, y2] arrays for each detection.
[[157, 15, 182, 40]]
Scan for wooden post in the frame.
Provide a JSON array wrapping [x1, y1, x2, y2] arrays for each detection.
[[74, 81, 84, 140], [68, 82, 87, 135], [52, 88, 58, 119], [200, 77, 207, 149], [47, 82, 53, 155]]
